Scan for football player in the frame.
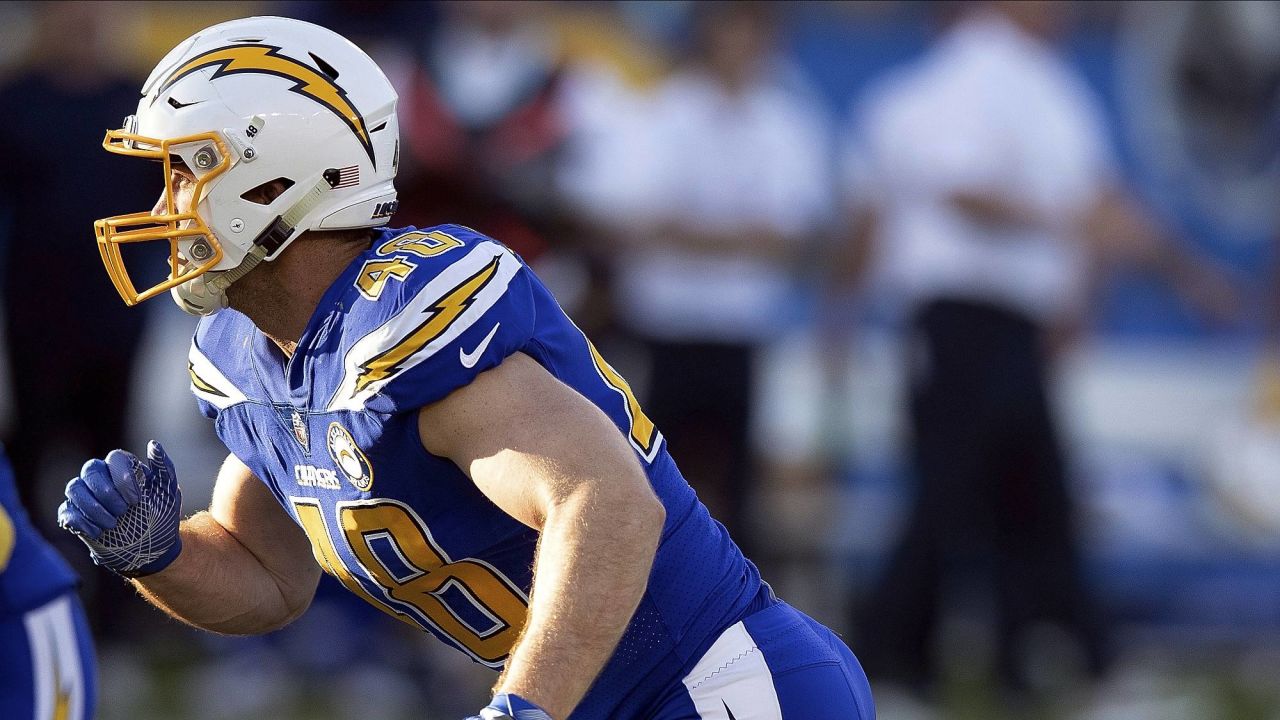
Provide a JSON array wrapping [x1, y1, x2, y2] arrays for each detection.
[[1, 448, 95, 719], [59, 16, 874, 720]]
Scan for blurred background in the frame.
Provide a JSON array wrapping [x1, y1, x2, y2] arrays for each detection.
[[2, 1, 1280, 718]]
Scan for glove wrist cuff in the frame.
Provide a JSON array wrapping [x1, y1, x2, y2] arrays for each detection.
[[117, 536, 183, 579], [481, 692, 553, 720]]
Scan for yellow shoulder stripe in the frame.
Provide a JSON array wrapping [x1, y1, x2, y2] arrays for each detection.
[[352, 255, 502, 395], [188, 361, 228, 397], [187, 342, 248, 409]]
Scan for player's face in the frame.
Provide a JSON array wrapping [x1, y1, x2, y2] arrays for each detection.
[[151, 162, 198, 219]]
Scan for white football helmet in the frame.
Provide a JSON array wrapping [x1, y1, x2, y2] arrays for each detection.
[[95, 16, 400, 315]]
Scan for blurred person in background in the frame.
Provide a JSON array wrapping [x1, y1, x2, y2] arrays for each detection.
[[395, 1, 570, 263], [384, 0, 637, 338], [596, 1, 834, 550], [266, 1, 571, 267], [0, 1, 154, 521], [0, 447, 95, 720], [833, 0, 1238, 704]]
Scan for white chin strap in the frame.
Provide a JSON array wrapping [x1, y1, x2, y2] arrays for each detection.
[[170, 244, 270, 316], [171, 179, 330, 316], [171, 273, 229, 316]]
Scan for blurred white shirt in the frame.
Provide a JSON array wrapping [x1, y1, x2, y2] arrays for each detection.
[[846, 11, 1117, 323], [560, 62, 833, 342]]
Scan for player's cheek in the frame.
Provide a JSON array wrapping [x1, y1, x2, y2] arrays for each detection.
[[176, 183, 196, 216]]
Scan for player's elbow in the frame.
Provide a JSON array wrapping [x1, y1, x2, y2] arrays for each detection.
[[256, 599, 313, 634], [200, 593, 313, 636], [264, 568, 320, 631], [638, 490, 666, 534], [263, 585, 316, 632], [619, 483, 666, 551], [205, 569, 318, 635], [564, 467, 665, 550]]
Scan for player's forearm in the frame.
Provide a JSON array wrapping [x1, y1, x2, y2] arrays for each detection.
[[497, 484, 665, 719], [133, 511, 314, 634]]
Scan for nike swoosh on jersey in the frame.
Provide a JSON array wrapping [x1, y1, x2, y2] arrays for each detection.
[[723, 701, 737, 720], [460, 322, 501, 368], [328, 241, 521, 412]]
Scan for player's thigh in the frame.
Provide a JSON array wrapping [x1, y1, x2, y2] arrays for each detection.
[[652, 603, 875, 720], [0, 592, 96, 720]]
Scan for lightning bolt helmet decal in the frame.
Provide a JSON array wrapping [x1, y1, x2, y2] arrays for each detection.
[[157, 43, 376, 167], [351, 255, 503, 395]]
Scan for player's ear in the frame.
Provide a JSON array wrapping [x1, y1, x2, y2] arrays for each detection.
[[240, 177, 296, 206]]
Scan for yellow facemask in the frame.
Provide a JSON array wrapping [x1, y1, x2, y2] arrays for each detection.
[[94, 128, 231, 306]]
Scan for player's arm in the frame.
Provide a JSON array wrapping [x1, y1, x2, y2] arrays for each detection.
[[61, 446, 320, 635], [418, 352, 666, 720], [136, 453, 320, 634]]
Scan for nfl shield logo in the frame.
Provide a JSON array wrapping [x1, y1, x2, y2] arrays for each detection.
[[292, 411, 309, 453]]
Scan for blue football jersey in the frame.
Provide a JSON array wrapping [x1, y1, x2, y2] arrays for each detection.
[[0, 450, 78, 618], [189, 225, 768, 719]]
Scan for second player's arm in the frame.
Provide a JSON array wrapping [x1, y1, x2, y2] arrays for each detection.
[[133, 454, 321, 634], [418, 352, 666, 720]]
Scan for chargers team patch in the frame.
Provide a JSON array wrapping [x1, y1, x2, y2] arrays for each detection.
[[327, 422, 373, 492]]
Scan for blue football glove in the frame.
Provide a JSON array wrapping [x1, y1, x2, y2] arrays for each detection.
[[467, 693, 554, 720], [58, 441, 183, 578]]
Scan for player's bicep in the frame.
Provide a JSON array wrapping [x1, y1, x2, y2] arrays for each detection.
[[417, 352, 657, 530], [209, 454, 320, 595]]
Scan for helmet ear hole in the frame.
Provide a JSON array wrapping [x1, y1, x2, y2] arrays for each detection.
[[240, 177, 296, 205]]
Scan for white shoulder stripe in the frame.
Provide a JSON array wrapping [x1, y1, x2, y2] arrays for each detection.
[[24, 595, 88, 720], [328, 241, 521, 411], [188, 341, 248, 410]]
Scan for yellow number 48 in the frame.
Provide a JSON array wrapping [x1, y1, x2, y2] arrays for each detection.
[[293, 498, 528, 667], [355, 257, 416, 301]]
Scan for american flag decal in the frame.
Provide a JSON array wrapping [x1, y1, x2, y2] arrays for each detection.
[[325, 165, 360, 189]]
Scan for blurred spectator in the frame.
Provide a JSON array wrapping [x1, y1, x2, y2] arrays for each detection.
[[394, 1, 571, 262], [833, 0, 1237, 699], [282, 0, 432, 114], [1119, 0, 1280, 240], [577, 1, 833, 548], [0, 2, 154, 519]]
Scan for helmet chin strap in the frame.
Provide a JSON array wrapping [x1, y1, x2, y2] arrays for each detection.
[[170, 273, 230, 316], [172, 178, 330, 316]]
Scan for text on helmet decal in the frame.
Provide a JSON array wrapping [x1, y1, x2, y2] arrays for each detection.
[[371, 200, 399, 219]]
